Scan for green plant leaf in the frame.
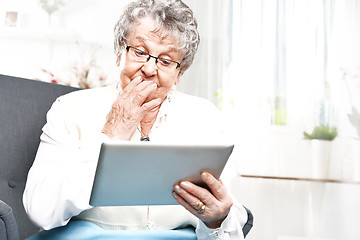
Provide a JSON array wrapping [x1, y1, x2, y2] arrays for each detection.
[[303, 124, 337, 141]]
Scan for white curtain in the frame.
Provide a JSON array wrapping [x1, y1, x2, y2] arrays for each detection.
[[203, 0, 360, 176], [179, 0, 360, 176], [178, 0, 231, 106], [223, 0, 359, 125]]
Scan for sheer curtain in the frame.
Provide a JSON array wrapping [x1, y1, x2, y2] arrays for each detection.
[[177, 0, 231, 105], [217, 0, 360, 177], [224, 0, 360, 127]]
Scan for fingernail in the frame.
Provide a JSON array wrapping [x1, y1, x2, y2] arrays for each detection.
[[172, 192, 178, 199], [180, 181, 190, 189], [174, 185, 182, 193], [202, 172, 209, 179]]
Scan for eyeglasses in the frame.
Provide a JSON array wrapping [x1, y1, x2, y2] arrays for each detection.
[[126, 45, 181, 72]]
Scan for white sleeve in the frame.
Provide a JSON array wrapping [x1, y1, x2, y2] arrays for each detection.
[[195, 199, 248, 240], [193, 105, 249, 239], [22, 99, 102, 230]]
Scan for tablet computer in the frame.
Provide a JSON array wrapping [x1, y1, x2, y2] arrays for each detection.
[[89, 141, 234, 206]]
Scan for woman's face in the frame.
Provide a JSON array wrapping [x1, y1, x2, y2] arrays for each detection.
[[118, 17, 183, 103]]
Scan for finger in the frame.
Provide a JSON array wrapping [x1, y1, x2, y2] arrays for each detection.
[[175, 181, 216, 207], [134, 80, 156, 92], [173, 185, 232, 227], [201, 172, 228, 201], [172, 188, 204, 217], [138, 81, 157, 99], [141, 98, 162, 113], [122, 76, 143, 94], [129, 82, 157, 106]]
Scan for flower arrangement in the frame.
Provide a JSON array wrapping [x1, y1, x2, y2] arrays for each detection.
[[39, 61, 108, 89], [70, 60, 107, 89], [37, 41, 108, 89]]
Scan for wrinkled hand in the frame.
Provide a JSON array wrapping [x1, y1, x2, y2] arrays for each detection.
[[102, 76, 161, 140], [173, 172, 233, 229]]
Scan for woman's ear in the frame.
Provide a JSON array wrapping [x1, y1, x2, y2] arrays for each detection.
[[174, 73, 181, 85]]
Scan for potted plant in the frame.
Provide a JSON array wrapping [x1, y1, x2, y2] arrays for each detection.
[[304, 124, 337, 179], [303, 124, 338, 141]]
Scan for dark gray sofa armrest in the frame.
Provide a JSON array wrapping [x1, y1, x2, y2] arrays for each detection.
[[242, 206, 253, 238], [0, 200, 19, 240]]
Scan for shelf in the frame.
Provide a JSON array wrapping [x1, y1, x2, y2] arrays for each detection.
[[239, 174, 360, 185]]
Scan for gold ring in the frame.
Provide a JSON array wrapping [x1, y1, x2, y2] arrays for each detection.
[[195, 201, 206, 214]]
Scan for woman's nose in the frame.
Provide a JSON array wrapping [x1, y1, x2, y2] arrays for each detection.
[[141, 57, 158, 76]]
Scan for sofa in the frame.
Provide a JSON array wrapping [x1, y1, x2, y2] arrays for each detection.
[[0, 74, 79, 239]]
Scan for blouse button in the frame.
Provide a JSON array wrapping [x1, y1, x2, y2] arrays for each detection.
[[8, 180, 16, 188]]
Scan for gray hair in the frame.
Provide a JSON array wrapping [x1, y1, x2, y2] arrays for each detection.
[[114, 0, 200, 74]]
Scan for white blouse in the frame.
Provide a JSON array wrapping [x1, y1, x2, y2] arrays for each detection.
[[23, 83, 248, 239]]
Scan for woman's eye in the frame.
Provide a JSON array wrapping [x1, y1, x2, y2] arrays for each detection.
[[135, 50, 147, 56], [159, 59, 171, 66]]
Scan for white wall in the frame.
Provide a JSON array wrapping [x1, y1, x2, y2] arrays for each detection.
[[0, 0, 129, 85], [232, 176, 360, 240]]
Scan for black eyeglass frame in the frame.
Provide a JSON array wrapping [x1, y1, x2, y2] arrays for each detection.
[[126, 45, 181, 69]]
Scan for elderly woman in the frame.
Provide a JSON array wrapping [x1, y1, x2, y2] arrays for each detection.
[[23, 0, 252, 239]]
